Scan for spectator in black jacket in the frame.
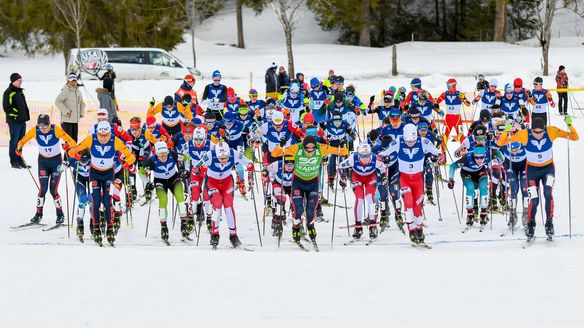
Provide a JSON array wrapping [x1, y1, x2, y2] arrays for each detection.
[[277, 66, 290, 94], [265, 62, 278, 99], [3, 73, 31, 169]]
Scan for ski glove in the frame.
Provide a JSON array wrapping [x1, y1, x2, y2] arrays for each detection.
[[15, 146, 23, 157], [145, 182, 155, 192], [565, 115, 573, 126], [150, 98, 156, 106]]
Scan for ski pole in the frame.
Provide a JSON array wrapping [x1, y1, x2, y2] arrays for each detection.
[[70, 162, 79, 230], [567, 129, 572, 238], [330, 146, 343, 248], [249, 168, 263, 247], [64, 166, 70, 238], [434, 163, 443, 221], [22, 158, 40, 191], [145, 181, 153, 238]]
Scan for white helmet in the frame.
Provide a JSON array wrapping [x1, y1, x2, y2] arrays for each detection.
[[216, 142, 230, 159], [97, 108, 109, 119], [489, 78, 498, 87], [290, 84, 300, 94], [193, 126, 206, 140], [403, 124, 418, 142], [357, 143, 372, 155], [271, 111, 284, 125], [155, 141, 168, 155], [96, 121, 111, 135]]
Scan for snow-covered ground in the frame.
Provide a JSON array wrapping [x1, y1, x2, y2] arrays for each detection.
[[2, 4, 584, 327]]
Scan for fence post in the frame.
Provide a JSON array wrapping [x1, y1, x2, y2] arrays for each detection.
[[392, 44, 398, 76]]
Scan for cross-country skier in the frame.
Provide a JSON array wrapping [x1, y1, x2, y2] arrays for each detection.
[[528, 77, 555, 126], [272, 135, 348, 250], [193, 142, 254, 249], [68, 121, 136, 246], [201, 70, 228, 119], [147, 95, 192, 136], [143, 141, 190, 245], [379, 124, 443, 247], [339, 143, 386, 240], [435, 78, 471, 144], [472, 78, 501, 112], [16, 114, 76, 225], [497, 116, 578, 240]]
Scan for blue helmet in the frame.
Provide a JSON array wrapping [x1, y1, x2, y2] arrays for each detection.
[[410, 77, 422, 88], [389, 107, 401, 119], [212, 70, 221, 78], [509, 141, 522, 152], [223, 112, 235, 124], [310, 77, 320, 88], [473, 146, 487, 157]]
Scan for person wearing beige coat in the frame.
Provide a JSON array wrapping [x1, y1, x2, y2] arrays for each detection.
[[55, 74, 85, 141]]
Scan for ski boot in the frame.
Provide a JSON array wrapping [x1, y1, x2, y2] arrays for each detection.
[[395, 210, 404, 233], [466, 209, 474, 227], [55, 214, 65, 225], [113, 212, 122, 235], [144, 190, 152, 203], [130, 185, 138, 204], [307, 223, 317, 242], [186, 216, 195, 235], [76, 221, 84, 242], [106, 226, 115, 246], [30, 213, 42, 224], [195, 204, 204, 223], [161, 222, 170, 245], [210, 234, 219, 249], [327, 175, 335, 189], [180, 220, 191, 240], [352, 223, 363, 239], [426, 187, 434, 204], [526, 220, 535, 240], [479, 209, 488, 226], [339, 176, 347, 189], [229, 235, 242, 248], [489, 197, 500, 212], [292, 225, 301, 243], [99, 211, 106, 233], [416, 229, 426, 243], [206, 214, 212, 232], [236, 177, 247, 196], [272, 215, 283, 237], [91, 225, 103, 246], [498, 193, 508, 210], [369, 224, 378, 239], [379, 210, 389, 229], [545, 219, 554, 239], [408, 229, 418, 243]]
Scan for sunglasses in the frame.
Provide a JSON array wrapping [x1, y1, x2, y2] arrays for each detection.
[[284, 163, 295, 168], [474, 155, 486, 160], [447, 82, 456, 88], [130, 128, 140, 131], [476, 136, 486, 142], [38, 124, 50, 129], [358, 153, 372, 159], [418, 128, 428, 133], [532, 129, 544, 134], [213, 79, 221, 82], [147, 125, 156, 129], [533, 83, 542, 86], [304, 146, 316, 151], [514, 85, 522, 89], [410, 114, 420, 118]]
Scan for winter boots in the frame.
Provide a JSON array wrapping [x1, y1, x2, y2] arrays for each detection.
[[352, 223, 363, 239], [30, 213, 42, 224], [161, 222, 169, 245], [229, 235, 242, 248]]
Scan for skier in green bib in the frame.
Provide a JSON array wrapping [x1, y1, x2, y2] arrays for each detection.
[[273, 135, 348, 249]]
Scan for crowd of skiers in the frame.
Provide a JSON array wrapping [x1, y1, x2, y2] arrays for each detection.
[[7, 66, 579, 249]]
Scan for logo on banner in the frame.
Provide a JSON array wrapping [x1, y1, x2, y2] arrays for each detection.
[[76, 49, 108, 75]]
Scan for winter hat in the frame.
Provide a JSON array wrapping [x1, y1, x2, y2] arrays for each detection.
[[303, 135, 317, 149], [403, 124, 418, 142], [310, 77, 320, 88], [67, 74, 77, 82], [227, 87, 235, 97], [532, 117, 545, 130], [296, 72, 304, 80], [184, 74, 195, 83], [410, 77, 422, 88], [559, 65, 565, 71], [37, 114, 50, 126], [163, 96, 174, 106], [97, 108, 109, 119], [212, 70, 221, 78], [96, 121, 111, 134], [155, 141, 169, 155], [271, 62, 277, 69], [10, 73, 22, 83], [146, 116, 156, 127], [249, 89, 258, 96]]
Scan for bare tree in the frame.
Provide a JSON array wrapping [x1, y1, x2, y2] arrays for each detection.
[[565, 0, 584, 18], [51, 0, 87, 69], [535, 0, 558, 75], [176, 0, 198, 68], [236, 0, 245, 48], [270, 0, 305, 77], [494, 0, 507, 41]]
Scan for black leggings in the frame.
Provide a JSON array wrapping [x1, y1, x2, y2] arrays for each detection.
[[291, 176, 319, 225], [36, 155, 64, 216]]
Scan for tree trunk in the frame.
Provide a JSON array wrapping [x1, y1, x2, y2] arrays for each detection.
[[285, 27, 294, 77], [434, 0, 440, 27], [494, 0, 507, 41], [392, 44, 397, 76], [441, 0, 447, 39], [378, 0, 386, 45], [541, 0, 557, 75], [191, 0, 196, 67], [358, 0, 371, 47], [454, 0, 460, 39], [236, 0, 245, 48]]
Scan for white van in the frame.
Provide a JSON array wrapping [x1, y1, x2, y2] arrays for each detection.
[[70, 47, 198, 80]]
